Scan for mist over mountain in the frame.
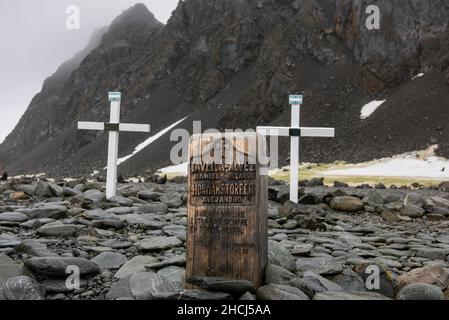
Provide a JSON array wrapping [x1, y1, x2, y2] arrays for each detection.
[[1, 0, 449, 177]]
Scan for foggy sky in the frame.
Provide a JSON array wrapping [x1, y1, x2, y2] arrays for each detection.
[[0, 0, 179, 143]]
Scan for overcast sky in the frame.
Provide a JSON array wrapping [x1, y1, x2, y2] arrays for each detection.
[[0, 0, 179, 143]]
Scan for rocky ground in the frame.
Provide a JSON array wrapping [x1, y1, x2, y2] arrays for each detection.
[[1, 176, 449, 300]]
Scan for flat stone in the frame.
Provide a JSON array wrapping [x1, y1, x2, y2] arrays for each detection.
[[136, 203, 168, 214], [108, 196, 133, 207], [415, 248, 448, 261], [264, 264, 301, 286], [328, 269, 366, 292], [163, 225, 186, 241], [436, 235, 449, 245], [114, 256, 159, 279], [157, 266, 185, 288], [14, 184, 36, 196], [377, 248, 408, 258], [430, 196, 449, 210], [396, 266, 449, 289], [372, 257, 403, 269], [91, 252, 128, 270], [301, 271, 343, 295], [137, 236, 183, 251], [180, 289, 232, 300], [2, 276, 44, 300], [16, 240, 59, 257], [296, 257, 343, 276], [106, 207, 136, 215], [330, 196, 364, 212], [37, 223, 85, 237], [402, 203, 425, 218], [268, 240, 296, 272], [98, 239, 132, 250], [0, 238, 21, 248], [160, 192, 183, 208], [62, 187, 82, 197], [137, 191, 162, 201], [0, 264, 33, 288], [129, 272, 182, 299], [363, 190, 384, 207], [186, 277, 254, 294], [396, 283, 445, 300], [90, 219, 125, 230], [27, 205, 67, 220], [278, 201, 301, 219], [145, 255, 186, 270], [118, 214, 165, 228], [291, 243, 313, 257], [0, 212, 28, 223], [404, 193, 425, 208], [20, 218, 55, 229], [24, 257, 100, 278], [257, 284, 309, 300], [313, 291, 390, 300], [84, 189, 106, 203], [0, 253, 14, 264], [34, 181, 53, 198], [106, 275, 134, 300], [48, 183, 64, 197], [84, 209, 119, 221]]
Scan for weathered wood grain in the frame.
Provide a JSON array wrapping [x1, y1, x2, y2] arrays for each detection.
[[186, 133, 268, 289]]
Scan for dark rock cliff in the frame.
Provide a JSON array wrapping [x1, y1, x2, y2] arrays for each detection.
[[1, 0, 449, 176]]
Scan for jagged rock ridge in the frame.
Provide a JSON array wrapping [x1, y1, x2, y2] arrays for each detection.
[[1, 0, 449, 176]]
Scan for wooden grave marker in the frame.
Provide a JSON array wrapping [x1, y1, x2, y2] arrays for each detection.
[[186, 132, 268, 289]]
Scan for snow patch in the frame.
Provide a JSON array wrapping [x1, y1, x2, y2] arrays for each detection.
[[91, 170, 100, 177], [412, 73, 424, 80], [324, 145, 449, 179], [360, 100, 386, 119], [117, 117, 188, 166], [158, 162, 188, 176]]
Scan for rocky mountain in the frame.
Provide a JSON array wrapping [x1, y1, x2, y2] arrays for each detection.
[[1, 0, 449, 177]]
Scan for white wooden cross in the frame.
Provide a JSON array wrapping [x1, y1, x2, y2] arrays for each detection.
[[78, 92, 151, 199], [257, 95, 335, 203]]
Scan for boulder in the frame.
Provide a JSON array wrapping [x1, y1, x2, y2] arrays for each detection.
[[2, 276, 45, 300], [396, 283, 445, 300], [24, 257, 100, 278], [268, 240, 296, 272], [330, 196, 364, 212], [396, 265, 449, 289]]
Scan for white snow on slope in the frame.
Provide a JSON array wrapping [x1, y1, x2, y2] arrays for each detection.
[[360, 100, 386, 119], [324, 146, 449, 179], [117, 117, 188, 166], [412, 73, 424, 80], [158, 162, 188, 176]]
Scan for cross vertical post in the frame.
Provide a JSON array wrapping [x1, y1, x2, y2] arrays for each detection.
[[78, 92, 151, 199], [106, 92, 121, 198], [256, 94, 335, 203], [289, 96, 301, 203]]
